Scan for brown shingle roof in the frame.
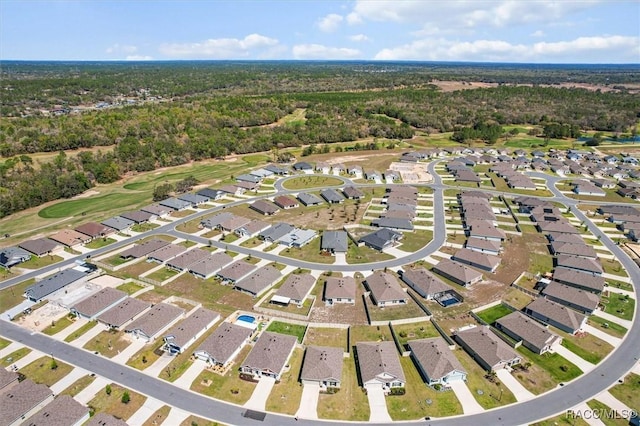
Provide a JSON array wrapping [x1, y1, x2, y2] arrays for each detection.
[[495, 311, 561, 352], [250, 199, 280, 215], [72, 287, 127, 318], [75, 222, 114, 238], [541, 281, 600, 312], [0, 369, 18, 392], [147, 244, 187, 262], [275, 273, 316, 301], [196, 322, 252, 364], [124, 302, 185, 338], [524, 298, 586, 332], [18, 238, 59, 256], [188, 252, 234, 277], [217, 260, 256, 282], [324, 276, 357, 300], [553, 268, 605, 293], [452, 248, 501, 271], [24, 395, 88, 426], [356, 341, 406, 384], [234, 265, 282, 295], [401, 267, 453, 297], [167, 248, 210, 270], [407, 337, 466, 382], [365, 271, 407, 304], [97, 297, 151, 328], [550, 242, 597, 258], [274, 196, 299, 208], [0, 379, 52, 426], [86, 413, 129, 426], [433, 259, 483, 285], [455, 326, 520, 370], [119, 238, 170, 259], [300, 345, 343, 383], [556, 255, 603, 274], [242, 331, 298, 375], [163, 307, 220, 349]]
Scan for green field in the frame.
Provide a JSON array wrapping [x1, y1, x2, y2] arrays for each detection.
[[282, 176, 344, 190], [39, 191, 152, 219], [266, 321, 307, 343], [475, 304, 514, 325]]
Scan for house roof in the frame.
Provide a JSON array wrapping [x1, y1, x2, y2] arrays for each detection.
[[293, 161, 313, 170], [177, 193, 209, 205], [278, 228, 317, 246], [118, 210, 154, 223], [101, 216, 135, 231], [75, 222, 114, 238], [24, 394, 89, 426], [274, 195, 299, 208], [237, 220, 271, 236], [551, 241, 597, 258], [119, 238, 170, 259], [158, 197, 192, 210], [217, 260, 256, 282], [147, 244, 187, 263], [0, 246, 31, 268], [196, 322, 252, 364], [320, 189, 345, 203], [468, 222, 506, 240], [525, 298, 586, 332], [236, 173, 262, 183], [235, 265, 282, 295], [324, 276, 357, 300], [275, 273, 316, 301], [541, 281, 600, 311], [359, 228, 402, 251], [86, 413, 129, 426], [163, 307, 220, 349], [242, 331, 298, 375], [250, 199, 280, 215], [321, 231, 348, 252], [455, 326, 520, 369], [297, 192, 323, 206], [260, 223, 295, 241], [372, 217, 414, 230], [300, 345, 344, 383], [197, 188, 225, 200], [552, 268, 605, 292], [356, 341, 406, 384], [342, 186, 364, 199], [556, 255, 603, 274], [49, 229, 92, 247], [365, 271, 407, 304], [125, 302, 185, 338], [72, 287, 128, 318], [465, 237, 502, 253], [219, 215, 252, 231], [97, 297, 151, 328], [18, 238, 60, 256], [0, 368, 18, 391], [140, 203, 172, 217], [537, 220, 580, 235], [25, 268, 86, 301], [495, 311, 560, 351], [408, 337, 466, 381], [188, 252, 233, 277], [0, 379, 53, 426], [167, 248, 210, 270], [453, 248, 501, 271], [201, 212, 235, 229], [401, 267, 453, 297], [433, 259, 483, 284], [547, 233, 585, 245]]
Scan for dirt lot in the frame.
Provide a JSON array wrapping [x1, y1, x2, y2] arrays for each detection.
[[309, 281, 368, 325]]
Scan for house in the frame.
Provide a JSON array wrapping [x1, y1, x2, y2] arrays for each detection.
[[75, 222, 115, 240], [495, 311, 562, 355], [188, 252, 234, 279], [71, 287, 128, 320], [235, 220, 271, 238], [536, 220, 580, 235], [572, 181, 605, 197], [465, 237, 501, 256], [400, 267, 453, 300], [347, 165, 363, 177], [321, 230, 348, 254], [467, 222, 506, 241], [271, 273, 316, 307], [22, 394, 89, 426], [432, 259, 483, 287], [540, 281, 600, 314], [278, 228, 317, 248], [324, 276, 356, 305], [592, 179, 617, 189], [555, 254, 603, 275], [236, 173, 262, 184], [359, 228, 403, 252], [194, 322, 253, 367], [200, 212, 234, 230], [320, 188, 345, 204], [523, 298, 587, 334], [234, 265, 282, 297], [342, 186, 364, 199], [250, 199, 280, 216], [147, 244, 187, 264], [197, 188, 225, 201], [297, 192, 324, 207], [617, 187, 640, 199], [216, 260, 256, 284], [97, 297, 152, 329], [332, 163, 346, 175], [452, 248, 501, 273], [119, 238, 169, 260], [240, 332, 298, 381], [218, 215, 252, 233], [454, 326, 521, 371], [273, 195, 299, 209], [219, 184, 244, 197], [315, 161, 331, 174], [250, 168, 274, 179], [0, 369, 18, 393], [265, 164, 289, 175], [550, 241, 597, 259], [18, 238, 61, 257], [177, 193, 209, 207], [293, 162, 313, 172], [101, 216, 135, 232], [0, 379, 54, 426], [125, 303, 185, 342], [25, 268, 88, 302], [0, 246, 31, 269], [364, 271, 408, 307], [260, 223, 295, 242], [372, 217, 414, 231], [158, 197, 192, 211], [118, 210, 154, 224], [300, 346, 343, 390], [364, 170, 382, 180], [356, 341, 406, 392], [408, 338, 467, 387], [384, 169, 401, 181], [552, 268, 605, 294], [236, 181, 261, 193], [140, 203, 172, 218], [163, 307, 220, 354]]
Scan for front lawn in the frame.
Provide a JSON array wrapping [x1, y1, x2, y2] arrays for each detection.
[[2, 348, 31, 367], [475, 304, 514, 325], [42, 315, 75, 336], [127, 340, 165, 370], [266, 321, 307, 343], [600, 294, 635, 321], [84, 330, 132, 358], [586, 400, 629, 426], [142, 405, 171, 426], [517, 346, 582, 384], [17, 255, 64, 270], [85, 238, 116, 249], [59, 375, 96, 397], [279, 238, 336, 264], [19, 356, 73, 386], [560, 333, 613, 364], [587, 315, 627, 339], [265, 348, 304, 415], [0, 278, 35, 312], [64, 321, 97, 342], [609, 372, 640, 414], [88, 384, 146, 421], [397, 230, 434, 253], [346, 241, 394, 264], [317, 357, 370, 421]]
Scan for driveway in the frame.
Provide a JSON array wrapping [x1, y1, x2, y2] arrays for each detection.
[[596, 391, 635, 420], [365, 386, 391, 423], [496, 369, 535, 402], [111, 337, 147, 363], [244, 376, 276, 411], [593, 311, 633, 329], [449, 380, 484, 414], [173, 358, 206, 390], [127, 397, 165, 425], [50, 366, 89, 394], [296, 382, 319, 420], [144, 352, 175, 377], [74, 376, 110, 404], [163, 407, 191, 425], [582, 324, 622, 347]]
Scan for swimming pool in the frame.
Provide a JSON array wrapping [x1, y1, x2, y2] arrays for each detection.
[[237, 314, 255, 323]]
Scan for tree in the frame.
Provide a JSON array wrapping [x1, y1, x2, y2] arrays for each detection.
[[121, 391, 130, 404], [50, 359, 58, 370], [153, 183, 174, 201], [105, 384, 112, 395]]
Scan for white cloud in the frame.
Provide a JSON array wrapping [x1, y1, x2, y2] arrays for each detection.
[[349, 34, 370, 42], [346, 12, 362, 25], [317, 13, 343, 32], [125, 55, 153, 61], [158, 34, 279, 58], [292, 44, 361, 59], [106, 44, 138, 54], [374, 35, 639, 63], [530, 30, 545, 38]]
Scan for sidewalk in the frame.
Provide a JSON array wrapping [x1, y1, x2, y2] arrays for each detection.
[[244, 376, 276, 411], [592, 311, 633, 329], [582, 324, 622, 347], [127, 397, 165, 425], [595, 391, 635, 418], [74, 376, 110, 404], [552, 345, 595, 374], [111, 338, 147, 364], [50, 366, 89, 394], [449, 381, 484, 414], [496, 369, 535, 402], [604, 287, 635, 298]]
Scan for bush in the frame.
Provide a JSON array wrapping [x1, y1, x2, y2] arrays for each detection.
[[105, 384, 112, 395], [389, 387, 406, 396], [50, 359, 58, 370], [121, 391, 130, 404]]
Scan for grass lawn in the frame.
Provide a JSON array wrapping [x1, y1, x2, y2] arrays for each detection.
[[606, 280, 634, 292], [127, 340, 165, 370], [85, 237, 117, 249], [105, 255, 130, 267], [219, 233, 239, 244], [180, 416, 221, 426], [517, 346, 582, 384], [609, 372, 640, 413], [266, 348, 304, 415], [392, 321, 440, 347], [386, 357, 462, 420], [282, 176, 344, 190], [131, 223, 160, 233], [531, 413, 590, 426], [116, 282, 145, 295], [0, 278, 35, 312], [600, 294, 635, 321], [366, 298, 427, 322], [475, 304, 514, 325], [452, 348, 517, 409], [146, 267, 179, 282], [171, 209, 197, 218], [317, 356, 370, 421], [560, 333, 613, 364], [587, 316, 627, 339], [0, 337, 10, 351], [586, 400, 629, 426], [64, 321, 97, 342], [240, 236, 263, 248], [59, 375, 97, 397], [191, 346, 256, 405], [304, 327, 348, 350], [279, 238, 336, 264], [350, 325, 393, 345], [346, 241, 394, 264], [84, 330, 132, 358], [19, 356, 74, 386], [42, 315, 75, 336], [266, 321, 307, 343], [160, 324, 221, 382], [2, 347, 31, 366], [397, 230, 434, 253], [88, 383, 146, 421], [601, 259, 628, 277], [15, 254, 64, 270], [142, 405, 172, 426], [502, 288, 535, 310], [176, 219, 202, 234]]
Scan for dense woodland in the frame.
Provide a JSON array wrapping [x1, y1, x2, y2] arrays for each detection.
[[1, 61, 639, 218]]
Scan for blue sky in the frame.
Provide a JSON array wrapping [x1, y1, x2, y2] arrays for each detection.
[[1, 1, 639, 63]]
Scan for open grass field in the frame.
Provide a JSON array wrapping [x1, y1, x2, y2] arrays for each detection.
[[88, 383, 146, 421], [346, 241, 394, 264], [266, 321, 307, 343], [64, 320, 97, 342], [559, 331, 613, 364], [42, 314, 75, 336], [85, 237, 117, 249], [59, 375, 97, 397], [609, 372, 640, 415], [349, 324, 393, 345], [303, 327, 348, 350], [265, 348, 304, 415], [475, 304, 514, 325], [0, 278, 35, 312], [397, 229, 434, 253], [317, 356, 370, 421], [19, 356, 74, 386], [282, 175, 344, 190]]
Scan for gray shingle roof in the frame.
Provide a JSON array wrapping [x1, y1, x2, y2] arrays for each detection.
[[541, 281, 600, 312], [196, 322, 252, 365], [321, 231, 348, 252], [118, 210, 153, 224], [556, 255, 603, 274], [359, 228, 402, 251], [200, 212, 234, 229], [356, 341, 406, 384], [372, 217, 414, 230], [158, 197, 192, 211], [167, 248, 210, 270], [250, 199, 280, 215], [25, 268, 86, 301], [18, 238, 59, 256], [147, 244, 187, 263], [125, 302, 185, 338], [324, 276, 357, 300], [101, 216, 135, 231], [408, 337, 466, 382], [259, 223, 295, 241], [234, 265, 282, 296], [455, 326, 520, 370], [433, 259, 483, 285], [553, 268, 605, 293], [275, 273, 316, 301], [188, 252, 233, 278], [320, 189, 345, 203], [177, 193, 209, 205], [0, 379, 52, 426], [72, 287, 128, 318], [140, 203, 172, 217], [119, 238, 170, 259], [97, 297, 151, 328], [364, 271, 407, 304], [297, 192, 323, 206], [300, 345, 343, 383], [495, 311, 561, 352], [163, 307, 220, 350], [401, 267, 453, 297], [0, 246, 31, 268], [524, 298, 587, 332], [452, 248, 501, 272], [242, 331, 298, 375], [217, 260, 256, 282]]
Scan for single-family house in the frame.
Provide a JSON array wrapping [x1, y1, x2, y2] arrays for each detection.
[[216, 260, 256, 284], [97, 297, 152, 329], [140, 203, 172, 218], [540, 281, 600, 314], [293, 162, 313, 172], [119, 238, 169, 260], [75, 222, 115, 240], [297, 192, 324, 207], [523, 298, 587, 334], [364, 271, 408, 307], [240, 332, 298, 381], [342, 186, 364, 199], [158, 197, 192, 211], [452, 248, 501, 273], [555, 255, 603, 275], [321, 230, 348, 254], [432, 259, 483, 287], [125, 302, 185, 342], [552, 268, 604, 294], [300, 346, 343, 390], [177, 193, 209, 207], [188, 252, 234, 279], [356, 341, 406, 392], [118, 210, 154, 224], [271, 273, 316, 307], [19, 238, 61, 257], [101, 216, 135, 232], [0, 247, 31, 269], [0, 380, 54, 426], [47, 229, 91, 248], [454, 326, 521, 371], [163, 307, 220, 354], [71, 287, 128, 320], [234, 265, 282, 297], [408, 338, 467, 387], [400, 267, 453, 300], [194, 322, 253, 367], [25, 395, 90, 426], [320, 189, 345, 204], [25, 268, 88, 302], [550, 241, 597, 259], [250, 199, 280, 216], [197, 188, 225, 201], [273, 195, 299, 209], [324, 276, 356, 305], [465, 237, 501, 256], [234, 219, 271, 238], [236, 173, 262, 184], [278, 228, 317, 248], [359, 228, 403, 252], [495, 311, 562, 355], [259, 223, 295, 242]]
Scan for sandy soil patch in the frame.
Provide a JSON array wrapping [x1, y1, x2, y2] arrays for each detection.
[[71, 190, 100, 199]]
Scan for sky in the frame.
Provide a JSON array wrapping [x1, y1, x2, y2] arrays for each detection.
[[1, 1, 639, 63]]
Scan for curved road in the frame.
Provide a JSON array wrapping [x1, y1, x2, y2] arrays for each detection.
[[1, 161, 639, 426]]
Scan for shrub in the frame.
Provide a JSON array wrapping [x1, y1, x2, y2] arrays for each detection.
[[121, 391, 130, 404], [105, 384, 112, 395], [389, 388, 406, 396]]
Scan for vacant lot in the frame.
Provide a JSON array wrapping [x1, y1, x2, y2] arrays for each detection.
[[365, 297, 427, 322], [516, 346, 581, 391], [282, 176, 344, 190], [392, 321, 441, 347], [84, 330, 131, 358], [559, 330, 613, 364]]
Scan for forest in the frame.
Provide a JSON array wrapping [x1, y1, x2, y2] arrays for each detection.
[[0, 61, 639, 218]]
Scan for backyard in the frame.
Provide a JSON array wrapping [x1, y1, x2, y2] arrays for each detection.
[[475, 304, 514, 325], [303, 327, 348, 350], [266, 321, 307, 343], [391, 321, 441, 346]]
